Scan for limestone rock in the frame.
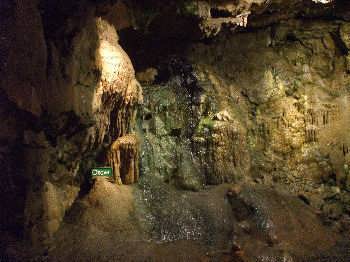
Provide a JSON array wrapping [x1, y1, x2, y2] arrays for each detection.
[[136, 68, 158, 85], [213, 110, 232, 121], [0, 0, 47, 116], [340, 23, 350, 50], [21, 15, 142, 245], [228, 184, 344, 261], [323, 202, 343, 220], [108, 134, 139, 185], [2, 0, 350, 259]]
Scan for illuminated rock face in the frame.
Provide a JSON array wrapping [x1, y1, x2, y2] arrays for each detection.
[[0, 1, 142, 247], [139, 18, 350, 224], [189, 20, 350, 218], [93, 18, 142, 144], [20, 17, 142, 245], [108, 134, 139, 185], [1, 0, 350, 259], [97, 18, 141, 186]]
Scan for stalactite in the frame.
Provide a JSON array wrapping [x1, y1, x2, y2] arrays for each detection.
[[107, 134, 139, 185]]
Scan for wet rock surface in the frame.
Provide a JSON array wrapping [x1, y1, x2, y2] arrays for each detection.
[[140, 57, 249, 188], [16, 181, 350, 261], [228, 184, 350, 261], [1, 0, 350, 261]]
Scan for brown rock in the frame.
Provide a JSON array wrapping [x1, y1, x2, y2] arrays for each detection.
[[108, 134, 139, 185]]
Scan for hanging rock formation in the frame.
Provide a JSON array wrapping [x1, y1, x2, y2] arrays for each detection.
[[108, 134, 139, 185], [0, 0, 142, 246], [2, 0, 350, 261]]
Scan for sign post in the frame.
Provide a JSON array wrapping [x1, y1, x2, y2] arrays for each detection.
[[91, 167, 113, 178]]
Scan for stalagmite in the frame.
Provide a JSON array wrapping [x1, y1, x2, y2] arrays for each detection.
[[108, 134, 139, 185]]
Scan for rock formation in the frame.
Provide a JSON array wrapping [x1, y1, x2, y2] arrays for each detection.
[[1, 0, 350, 261], [108, 134, 139, 185], [227, 184, 346, 261], [0, 0, 142, 246]]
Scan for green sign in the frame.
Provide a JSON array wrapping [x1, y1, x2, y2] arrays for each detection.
[[91, 167, 113, 177]]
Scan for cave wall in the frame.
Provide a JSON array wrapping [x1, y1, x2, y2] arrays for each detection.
[[1, 0, 350, 250], [189, 19, 350, 218], [0, 0, 142, 246], [137, 11, 350, 222]]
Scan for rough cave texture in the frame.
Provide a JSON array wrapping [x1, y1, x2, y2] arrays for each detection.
[[0, 0, 142, 247], [137, 0, 350, 224], [108, 134, 139, 185], [1, 0, 350, 261], [188, 19, 350, 218], [227, 184, 349, 261]]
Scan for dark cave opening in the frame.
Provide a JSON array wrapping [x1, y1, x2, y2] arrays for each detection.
[[210, 8, 233, 18]]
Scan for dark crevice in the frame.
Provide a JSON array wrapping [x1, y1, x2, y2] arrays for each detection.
[[331, 31, 349, 56], [210, 8, 233, 18]]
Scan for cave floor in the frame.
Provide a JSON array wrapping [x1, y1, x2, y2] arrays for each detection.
[[2, 178, 350, 262], [46, 179, 234, 262]]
